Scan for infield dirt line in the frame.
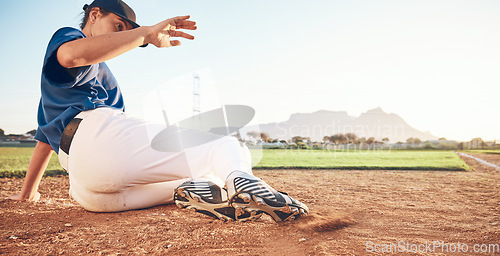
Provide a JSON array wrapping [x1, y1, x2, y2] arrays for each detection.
[[456, 152, 500, 170]]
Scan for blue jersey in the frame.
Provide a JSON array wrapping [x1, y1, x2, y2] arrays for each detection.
[[35, 27, 125, 153]]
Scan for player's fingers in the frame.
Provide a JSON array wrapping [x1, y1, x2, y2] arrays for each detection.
[[177, 25, 197, 30], [33, 192, 41, 202], [178, 25, 197, 30], [176, 20, 196, 26], [172, 15, 191, 21], [175, 20, 197, 30], [170, 40, 181, 46], [168, 30, 195, 40]]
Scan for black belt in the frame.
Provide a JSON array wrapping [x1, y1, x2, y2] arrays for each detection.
[[59, 118, 83, 155]]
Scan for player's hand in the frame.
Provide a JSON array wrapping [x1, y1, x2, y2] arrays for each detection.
[[5, 192, 41, 202], [146, 15, 197, 48]]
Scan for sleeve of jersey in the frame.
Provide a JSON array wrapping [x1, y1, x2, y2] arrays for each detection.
[[42, 27, 98, 88], [34, 127, 49, 145]]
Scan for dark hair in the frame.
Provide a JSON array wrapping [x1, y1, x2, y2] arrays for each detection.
[[80, 7, 110, 29]]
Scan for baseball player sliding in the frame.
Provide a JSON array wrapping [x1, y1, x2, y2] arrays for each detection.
[[7, 0, 308, 222]]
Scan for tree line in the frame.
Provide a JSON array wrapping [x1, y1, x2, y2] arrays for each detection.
[[244, 131, 499, 150], [0, 128, 37, 137], [247, 131, 425, 145]]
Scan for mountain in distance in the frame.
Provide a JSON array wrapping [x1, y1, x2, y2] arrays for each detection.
[[240, 107, 438, 142]]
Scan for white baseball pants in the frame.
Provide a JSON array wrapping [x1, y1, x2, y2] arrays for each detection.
[[58, 107, 253, 212]]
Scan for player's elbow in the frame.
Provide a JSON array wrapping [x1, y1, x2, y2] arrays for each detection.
[[57, 44, 83, 69]]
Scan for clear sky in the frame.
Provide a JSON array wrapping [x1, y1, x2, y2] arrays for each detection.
[[0, 0, 499, 142]]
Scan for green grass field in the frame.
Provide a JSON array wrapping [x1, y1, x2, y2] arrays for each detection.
[[0, 147, 64, 177], [0, 147, 469, 178], [463, 149, 500, 155], [253, 149, 469, 171]]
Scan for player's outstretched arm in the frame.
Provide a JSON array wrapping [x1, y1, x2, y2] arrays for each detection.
[[6, 141, 53, 201], [58, 15, 197, 68]]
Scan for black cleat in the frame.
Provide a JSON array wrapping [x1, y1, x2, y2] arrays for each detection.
[[226, 171, 309, 222], [174, 180, 262, 222]]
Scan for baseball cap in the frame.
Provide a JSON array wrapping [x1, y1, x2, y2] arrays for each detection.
[[83, 0, 148, 47], [83, 0, 139, 28]]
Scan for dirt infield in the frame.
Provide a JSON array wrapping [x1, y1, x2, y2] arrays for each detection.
[[472, 154, 500, 168], [1, 153, 499, 255]]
